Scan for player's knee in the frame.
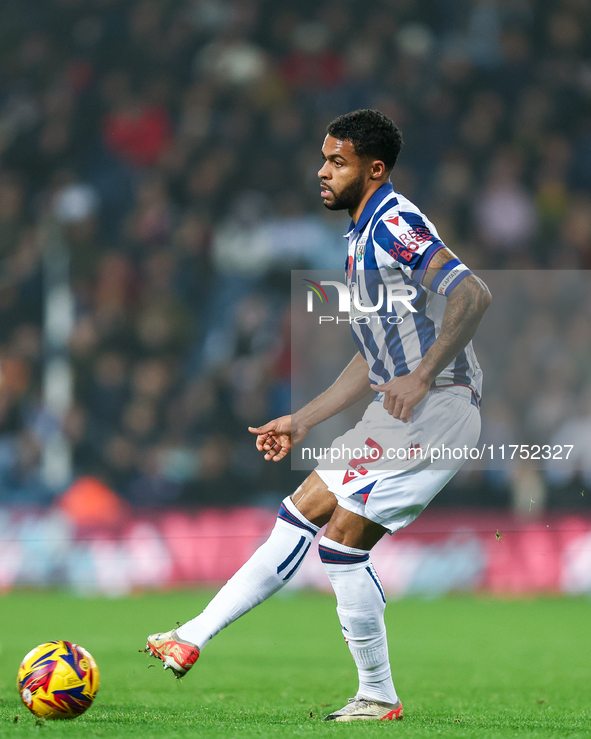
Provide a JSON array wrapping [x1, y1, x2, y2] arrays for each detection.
[[323, 515, 348, 546], [325, 507, 387, 550], [290, 474, 337, 527]]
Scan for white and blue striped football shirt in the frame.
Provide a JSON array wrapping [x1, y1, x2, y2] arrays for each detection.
[[345, 182, 482, 405]]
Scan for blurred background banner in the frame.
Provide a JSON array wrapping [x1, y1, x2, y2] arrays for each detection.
[[1, 503, 591, 596], [1, 0, 590, 593]]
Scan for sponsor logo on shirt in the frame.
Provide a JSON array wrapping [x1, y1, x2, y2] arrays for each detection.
[[384, 218, 434, 263]]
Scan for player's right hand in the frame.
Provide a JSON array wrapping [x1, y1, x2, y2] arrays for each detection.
[[248, 415, 307, 462]]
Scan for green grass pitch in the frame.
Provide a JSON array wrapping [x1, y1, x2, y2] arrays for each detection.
[[0, 591, 589, 737]]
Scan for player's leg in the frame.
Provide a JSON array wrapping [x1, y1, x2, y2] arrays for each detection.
[[174, 472, 335, 647], [318, 386, 481, 718], [320, 505, 403, 722], [145, 472, 335, 676]]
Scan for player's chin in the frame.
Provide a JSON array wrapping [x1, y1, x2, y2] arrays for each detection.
[[322, 199, 344, 211]]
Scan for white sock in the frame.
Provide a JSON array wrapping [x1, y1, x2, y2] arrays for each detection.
[[319, 535, 398, 705], [177, 497, 319, 649]]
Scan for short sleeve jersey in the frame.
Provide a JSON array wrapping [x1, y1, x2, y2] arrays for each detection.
[[345, 182, 482, 404]]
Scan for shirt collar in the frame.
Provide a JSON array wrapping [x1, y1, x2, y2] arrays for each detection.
[[346, 182, 394, 235]]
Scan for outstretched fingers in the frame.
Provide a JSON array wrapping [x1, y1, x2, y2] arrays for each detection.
[[259, 432, 291, 461], [266, 439, 290, 461], [248, 425, 274, 452], [248, 426, 291, 460]]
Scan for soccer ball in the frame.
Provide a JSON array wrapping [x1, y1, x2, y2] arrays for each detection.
[[17, 641, 100, 720]]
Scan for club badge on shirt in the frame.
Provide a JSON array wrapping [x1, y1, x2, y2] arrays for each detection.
[[356, 234, 367, 262]]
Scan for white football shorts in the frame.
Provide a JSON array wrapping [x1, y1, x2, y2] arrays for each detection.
[[315, 385, 481, 533]]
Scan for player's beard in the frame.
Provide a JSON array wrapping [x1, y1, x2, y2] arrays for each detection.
[[323, 172, 366, 211]]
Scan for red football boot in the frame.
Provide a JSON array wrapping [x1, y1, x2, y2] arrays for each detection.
[[145, 629, 200, 678]]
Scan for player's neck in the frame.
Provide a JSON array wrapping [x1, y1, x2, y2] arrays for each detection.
[[349, 180, 390, 224]]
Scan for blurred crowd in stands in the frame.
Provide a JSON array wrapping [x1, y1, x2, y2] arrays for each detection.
[[0, 0, 590, 509]]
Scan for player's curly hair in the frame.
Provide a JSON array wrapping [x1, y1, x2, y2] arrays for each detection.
[[326, 109, 403, 173]]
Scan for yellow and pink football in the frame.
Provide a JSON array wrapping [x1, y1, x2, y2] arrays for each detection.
[[17, 641, 99, 720]]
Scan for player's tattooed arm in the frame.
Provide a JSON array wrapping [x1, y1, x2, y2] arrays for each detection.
[[372, 249, 491, 421], [419, 248, 491, 380], [421, 248, 471, 293]]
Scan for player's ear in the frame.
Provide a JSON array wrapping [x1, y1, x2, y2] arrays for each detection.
[[369, 159, 387, 180]]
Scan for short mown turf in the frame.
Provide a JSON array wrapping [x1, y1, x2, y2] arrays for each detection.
[[0, 590, 589, 737]]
